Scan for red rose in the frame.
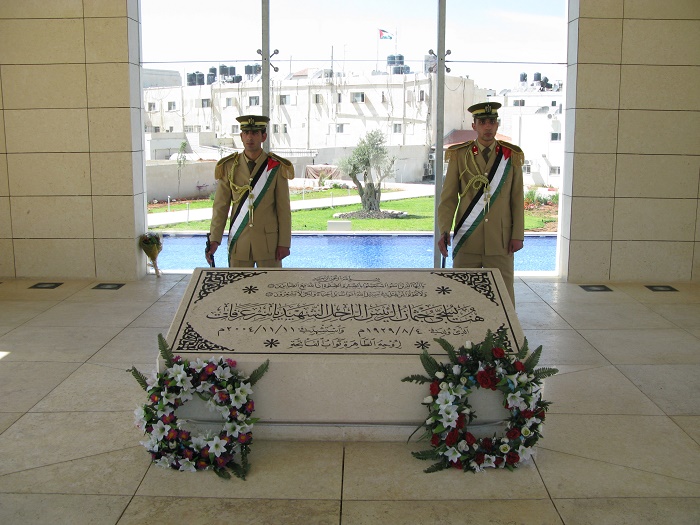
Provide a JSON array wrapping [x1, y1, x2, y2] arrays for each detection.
[[474, 453, 485, 465], [506, 427, 521, 440], [514, 360, 525, 372], [535, 408, 546, 420], [451, 459, 463, 469], [458, 355, 469, 364], [521, 409, 534, 419], [477, 368, 498, 390], [445, 428, 459, 447], [481, 438, 493, 451], [506, 451, 520, 465], [492, 347, 505, 358], [456, 413, 466, 429], [431, 433, 441, 447], [465, 432, 476, 446], [429, 381, 440, 396], [494, 457, 504, 467]]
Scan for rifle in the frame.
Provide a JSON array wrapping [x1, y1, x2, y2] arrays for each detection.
[[205, 233, 216, 268]]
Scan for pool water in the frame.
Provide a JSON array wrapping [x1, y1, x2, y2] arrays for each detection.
[[156, 234, 557, 272]]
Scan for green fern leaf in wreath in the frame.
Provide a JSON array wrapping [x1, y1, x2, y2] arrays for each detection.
[[412, 449, 441, 461], [524, 345, 543, 371], [248, 359, 270, 386], [128, 366, 149, 391], [401, 374, 432, 384], [534, 366, 559, 380], [424, 462, 449, 473], [419, 349, 440, 378], [158, 333, 175, 368], [435, 338, 458, 364]]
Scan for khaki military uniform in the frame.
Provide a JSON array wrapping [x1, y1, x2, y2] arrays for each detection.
[[437, 139, 524, 303], [209, 151, 294, 267]]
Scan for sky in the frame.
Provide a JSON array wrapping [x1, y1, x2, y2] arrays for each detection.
[[141, 0, 567, 91]]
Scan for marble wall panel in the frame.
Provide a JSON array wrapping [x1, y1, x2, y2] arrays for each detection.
[[622, 20, 700, 65], [1, 64, 87, 110], [620, 66, 700, 111], [613, 198, 697, 241], [0, 19, 85, 64], [566, 240, 612, 282], [10, 196, 93, 238], [7, 153, 91, 196], [615, 155, 700, 198], [4, 109, 89, 154], [14, 238, 96, 279], [617, 111, 700, 155], [610, 241, 694, 281]]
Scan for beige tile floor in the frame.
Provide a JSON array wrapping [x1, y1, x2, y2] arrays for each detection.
[[0, 275, 698, 524]]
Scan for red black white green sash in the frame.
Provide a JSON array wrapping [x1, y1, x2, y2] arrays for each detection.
[[227, 156, 281, 257], [452, 147, 512, 255]]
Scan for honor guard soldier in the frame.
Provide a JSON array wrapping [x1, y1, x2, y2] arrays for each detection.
[[437, 102, 525, 304], [205, 115, 294, 267]]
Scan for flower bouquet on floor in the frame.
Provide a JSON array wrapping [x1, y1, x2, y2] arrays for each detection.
[[129, 334, 270, 479], [402, 327, 557, 473], [139, 231, 163, 277]]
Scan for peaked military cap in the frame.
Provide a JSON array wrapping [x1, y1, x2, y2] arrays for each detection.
[[467, 102, 501, 119], [236, 114, 270, 131]]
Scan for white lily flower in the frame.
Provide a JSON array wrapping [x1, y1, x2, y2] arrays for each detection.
[[435, 371, 445, 380], [179, 390, 193, 403], [208, 436, 227, 457], [156, 405, 173, 419], [482, 455, 497, 468], [436, 390, 456, 406], [224, 421, 239, 437], [140, 434, 159, 452], [178, 458, 197, 472], [191, 436, 208, 451], [499, 443, 510, 454], [507, 392, 527, 411], [151, 420, 169, 441], [439, 406, 459, 428], [518, 445, 533, 462], [162, 391, 178, 405], [238, 383, 253, 396], [231, 391, 247, 408], [146, 371, 159, 389], [444, 447, 461, 463], [469, 461, 484, 472], [167, 363, 185, 378], [155, 456, 172, 469], [215, 365, 233, 380]]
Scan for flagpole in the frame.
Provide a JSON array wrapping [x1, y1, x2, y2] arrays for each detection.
[[375, 32, 379, 72]]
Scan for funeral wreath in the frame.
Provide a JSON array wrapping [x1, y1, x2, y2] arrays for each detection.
[[129, 334, 269, 479], [402, 328, 557, 473]]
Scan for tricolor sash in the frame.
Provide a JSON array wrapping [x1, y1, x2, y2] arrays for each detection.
[[227, 156, 281, 258], [452, 147, 512, 255]]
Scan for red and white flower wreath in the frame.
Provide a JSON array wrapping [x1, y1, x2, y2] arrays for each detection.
[[403, 328, 557, 473], [130, 335, 269, 479]]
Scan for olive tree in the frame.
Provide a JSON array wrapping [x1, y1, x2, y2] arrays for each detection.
[[338, 130, 395, 212]]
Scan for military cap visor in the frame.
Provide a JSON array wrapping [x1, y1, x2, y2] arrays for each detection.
[[237, 115, 270, 131], [468, 102, 501, 119]]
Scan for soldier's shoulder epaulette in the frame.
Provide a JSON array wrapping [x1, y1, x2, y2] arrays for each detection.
[[447, 140, 474, 151], [444, 140, 473, 162], [498, 141, 524, 166], [269, 152, 295, 180], [497, 140, 523, 154], [214, 152, 239, 180]]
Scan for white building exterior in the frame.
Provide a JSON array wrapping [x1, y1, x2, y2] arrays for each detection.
[[488, 73, 565, 188], [142, 67, 564, 197]]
